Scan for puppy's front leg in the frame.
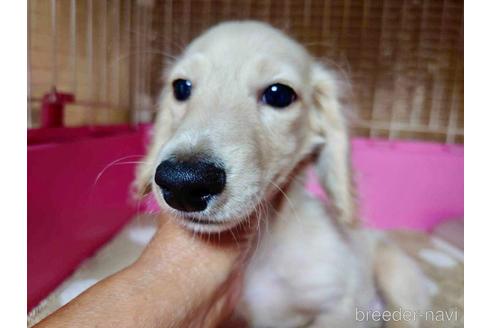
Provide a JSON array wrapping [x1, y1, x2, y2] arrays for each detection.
[[374, 243, 430, 328]]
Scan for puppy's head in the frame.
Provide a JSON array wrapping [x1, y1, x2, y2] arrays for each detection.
[[135, 21, 354, 232]]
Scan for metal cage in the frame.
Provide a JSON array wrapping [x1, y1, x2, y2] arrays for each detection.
[[28, 0, 463, 143]]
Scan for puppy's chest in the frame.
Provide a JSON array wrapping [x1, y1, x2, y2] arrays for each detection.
[[241, 210, 360, 316]]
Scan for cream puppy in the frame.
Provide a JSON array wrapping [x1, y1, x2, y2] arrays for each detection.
[[135, 21, 429, 328]]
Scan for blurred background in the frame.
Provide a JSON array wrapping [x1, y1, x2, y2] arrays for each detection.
[[28, 0, 463, 143]]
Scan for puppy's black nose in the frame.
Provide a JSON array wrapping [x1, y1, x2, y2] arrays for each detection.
[[154, 159, 226, 212]]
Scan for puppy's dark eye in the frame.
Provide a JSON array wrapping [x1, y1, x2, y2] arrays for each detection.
[[172, 79, 192, 101], [261, 83, 297, 109]]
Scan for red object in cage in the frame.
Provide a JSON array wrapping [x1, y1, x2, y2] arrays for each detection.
[[40, 90, 75, 128]]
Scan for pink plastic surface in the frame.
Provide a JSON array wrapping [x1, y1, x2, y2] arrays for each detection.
[[27, 125, 148, 311], [353, 139, 463, 230], [27, 126, 463, 311], [306, 139, 464, 230]]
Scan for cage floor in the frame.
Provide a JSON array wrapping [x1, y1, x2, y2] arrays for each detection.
[[28, 215, 463, 327]]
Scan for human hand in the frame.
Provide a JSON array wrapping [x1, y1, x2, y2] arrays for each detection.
[[35, 214, 250, 328]]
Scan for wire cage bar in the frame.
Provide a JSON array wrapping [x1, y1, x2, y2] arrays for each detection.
[[27, 0, 33, 128], [50, 0, 58, 88], [70, 0, 77, 94], [27, 0, 463, 144]]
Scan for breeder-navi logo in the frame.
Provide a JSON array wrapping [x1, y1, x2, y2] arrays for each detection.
[[355, 307, 459, 323]]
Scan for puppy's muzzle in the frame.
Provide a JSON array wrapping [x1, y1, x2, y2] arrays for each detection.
[[154, 159, 226, 212]]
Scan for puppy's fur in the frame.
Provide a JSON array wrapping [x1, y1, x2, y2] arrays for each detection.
[[135, 21, 429, 327]]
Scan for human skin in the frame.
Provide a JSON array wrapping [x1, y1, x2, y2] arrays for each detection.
[[34, 215, 246, 328]]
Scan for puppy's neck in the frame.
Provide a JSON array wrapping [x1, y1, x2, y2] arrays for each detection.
[[253, 158, 314, 223]]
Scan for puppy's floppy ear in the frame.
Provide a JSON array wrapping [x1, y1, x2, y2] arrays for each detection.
[[133, 99, 173, 198], [309, 63, 357, 226]]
